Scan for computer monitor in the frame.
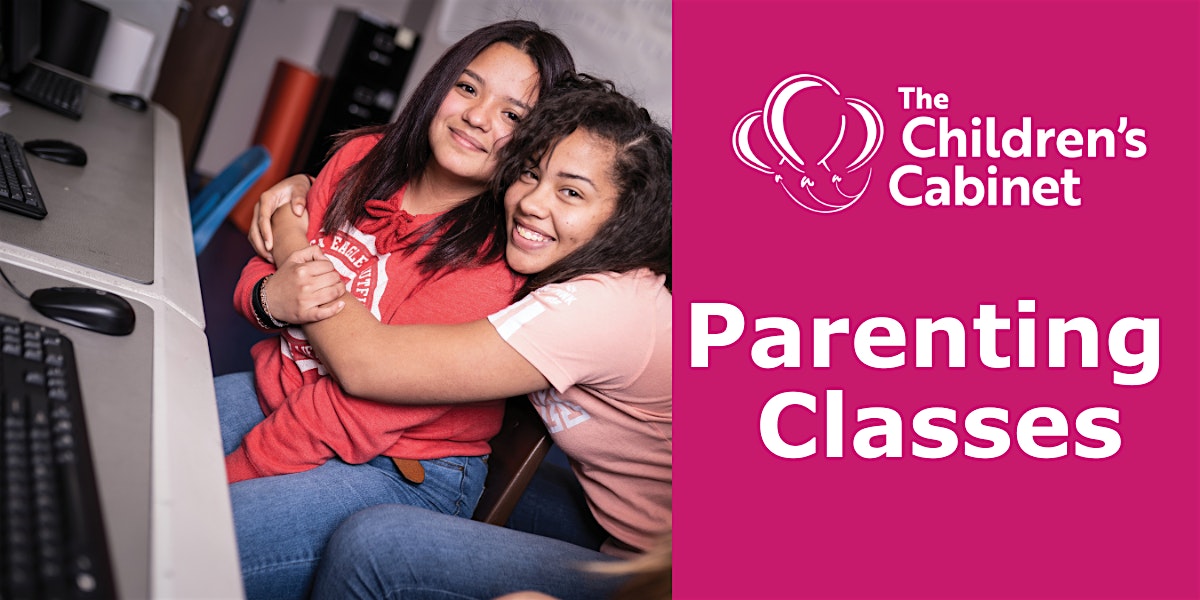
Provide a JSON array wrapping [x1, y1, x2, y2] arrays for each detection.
[[40, 0, 109, 77], [0, 0, 41, 83]]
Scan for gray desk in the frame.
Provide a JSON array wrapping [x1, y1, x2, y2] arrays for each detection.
[[0, 87, 242, 599]]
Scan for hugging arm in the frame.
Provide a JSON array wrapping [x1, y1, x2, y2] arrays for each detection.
[[263, 243, 346, 324], [254, 170, 345, 325], [248, 174, 313, 262], [268, 208, 551, 404], [234, 223, 339, 330]]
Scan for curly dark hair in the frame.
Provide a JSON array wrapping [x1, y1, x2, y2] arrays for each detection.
[[490, 74, 673, 298], [320, 20, 575, 277]]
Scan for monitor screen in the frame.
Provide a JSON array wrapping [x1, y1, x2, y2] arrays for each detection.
[[40, 0, 108, 77], [0, 0, 42, 82]]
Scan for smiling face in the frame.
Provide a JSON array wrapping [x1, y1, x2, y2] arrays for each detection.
[[504, 129, 620, 275], [427, 42, 541, 189]]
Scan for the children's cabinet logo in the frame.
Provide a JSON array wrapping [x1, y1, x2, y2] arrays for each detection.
[[732, 74, 883, 214], [736, 77, 1149, 214]]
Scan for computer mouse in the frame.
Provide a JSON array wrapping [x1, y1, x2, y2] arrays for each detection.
[[109, 92, 148, 112], [29, 286, 135, 336], [23, 139, 88, 167]]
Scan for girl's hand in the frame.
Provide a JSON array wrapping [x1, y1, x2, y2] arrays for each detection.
[[249, 174, 313, 262], [263, 245, 345, 324]]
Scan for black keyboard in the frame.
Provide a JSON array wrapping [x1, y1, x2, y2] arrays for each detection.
[[2, 312, 115, 599], [12, 65, 85, 121], [0, 131, 46, 220]]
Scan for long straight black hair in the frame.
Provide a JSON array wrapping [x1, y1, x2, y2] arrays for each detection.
[[321, 20, 575, 276], [490, 74, 673, 299]]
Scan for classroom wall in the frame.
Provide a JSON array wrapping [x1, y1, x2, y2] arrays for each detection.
[[82, 0, 671, 177], [194, 0, 421, 176]]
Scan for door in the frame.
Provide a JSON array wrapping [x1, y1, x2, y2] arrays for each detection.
[[151, 0, 251, 173]]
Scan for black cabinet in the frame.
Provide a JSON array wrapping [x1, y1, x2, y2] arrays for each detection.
[[296, 10, 420, 175]]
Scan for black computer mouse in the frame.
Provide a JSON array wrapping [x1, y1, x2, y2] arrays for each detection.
[[30, 286, 135, 336], [109, 92, 148, 112], [23, 139, 87, 167]]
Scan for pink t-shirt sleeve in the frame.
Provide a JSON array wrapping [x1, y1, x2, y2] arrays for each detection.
[[488, 274, 656, 392]]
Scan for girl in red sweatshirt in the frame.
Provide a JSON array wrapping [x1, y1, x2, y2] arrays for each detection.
[[213, 21, 575, 600]]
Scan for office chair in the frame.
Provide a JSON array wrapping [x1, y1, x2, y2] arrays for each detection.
[[190, 145, 271, 254], [472, 396, 553, 526]]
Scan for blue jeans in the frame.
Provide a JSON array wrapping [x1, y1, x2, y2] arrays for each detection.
[[215, 372, 488, 600], [505, 454, 610, 551], [311, 505, 626, 600], [310, 441, 625, 599]]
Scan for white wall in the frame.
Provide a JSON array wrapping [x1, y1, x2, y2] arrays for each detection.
[[195, 0, 420, 175], [116, 0, 671, 177]]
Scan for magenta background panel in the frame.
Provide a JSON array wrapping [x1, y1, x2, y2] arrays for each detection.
[[673, 1, 1200, 598]]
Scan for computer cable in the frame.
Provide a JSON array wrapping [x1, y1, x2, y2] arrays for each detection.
[[0, 263, 31, 300]]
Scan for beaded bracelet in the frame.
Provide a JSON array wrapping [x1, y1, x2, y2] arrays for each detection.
[[251, 274, 289, 330]]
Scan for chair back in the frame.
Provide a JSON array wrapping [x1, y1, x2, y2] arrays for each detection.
[[190, 145, 271, 254], [472, 396, 553, 526]]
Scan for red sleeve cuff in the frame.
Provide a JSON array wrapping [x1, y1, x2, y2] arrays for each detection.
[[234, 258, 277, 330], [225, 446, 262, 484]]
